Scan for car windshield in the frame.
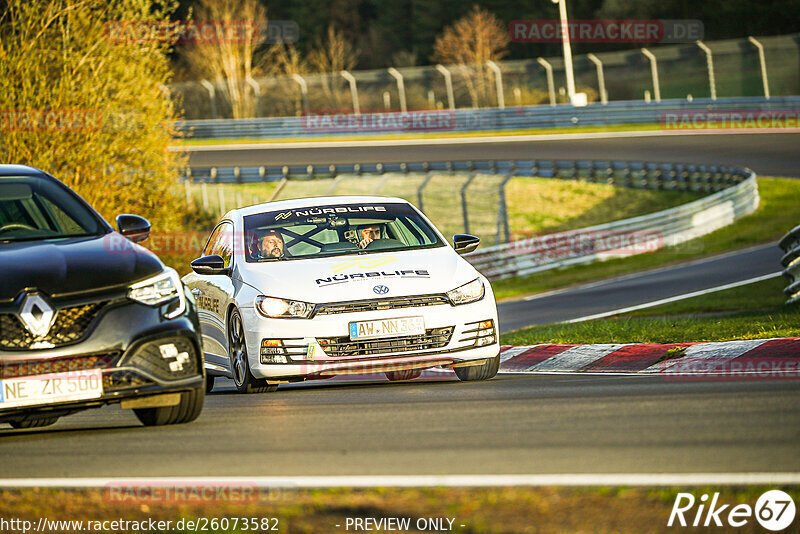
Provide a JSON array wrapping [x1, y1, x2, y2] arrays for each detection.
[[243, 202, 443, 262], [0, 174, 106, 243]]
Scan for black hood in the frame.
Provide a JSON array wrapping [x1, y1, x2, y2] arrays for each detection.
[[0, 233, 164, 301]]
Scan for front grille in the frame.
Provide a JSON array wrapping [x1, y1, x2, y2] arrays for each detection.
[[315, 327, 454, 358], [0, 301, 109, 350], [314, 295, 450, 315], [0, 352, 120, 379]]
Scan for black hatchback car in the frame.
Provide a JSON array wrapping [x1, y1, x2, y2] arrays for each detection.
[[0, 165, 204, 428]]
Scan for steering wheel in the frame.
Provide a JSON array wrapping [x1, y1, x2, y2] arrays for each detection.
[[0, 223, 37, 233]]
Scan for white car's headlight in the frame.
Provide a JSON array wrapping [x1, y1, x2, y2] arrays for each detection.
[[255, 296, 314, 319], [447, 278, 485, 305], [128, 267, 186, 319]]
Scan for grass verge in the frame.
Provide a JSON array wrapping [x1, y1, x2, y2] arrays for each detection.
[[499, 276, 800, 346], [3, 487, 796, 533], [493, 176, 800, 301]]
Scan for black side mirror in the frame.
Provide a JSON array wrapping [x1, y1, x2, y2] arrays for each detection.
[[453, 234, 480, 255], [191, 255, 230, 275], [116, 214, 151, 243]]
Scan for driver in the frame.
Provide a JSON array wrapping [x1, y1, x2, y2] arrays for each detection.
[[357, 224, 382, 249], [257, 229, 285, 259]]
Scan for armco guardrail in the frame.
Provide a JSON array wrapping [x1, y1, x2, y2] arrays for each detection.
[[175, 96, 800, 140], [184, 159, 758, 280], [779, 225, 800, 304]]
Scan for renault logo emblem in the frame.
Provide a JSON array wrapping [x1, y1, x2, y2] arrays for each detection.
[[18, 293, 56, 338], [373, 285, 389, 295]]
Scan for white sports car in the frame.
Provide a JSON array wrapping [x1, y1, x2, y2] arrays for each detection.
[[183, 196, 500, 393]]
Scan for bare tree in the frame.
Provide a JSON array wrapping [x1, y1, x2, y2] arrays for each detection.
[[432, 5, 509, 108], [306, 25, 358, 108], [180, 0, 265, 118]]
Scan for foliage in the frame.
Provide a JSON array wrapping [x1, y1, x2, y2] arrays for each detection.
[[0, 0, 185, 230]]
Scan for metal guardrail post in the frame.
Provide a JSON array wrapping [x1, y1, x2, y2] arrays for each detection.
[[291, 74, 310, 115], [586, 53, 607, 105], [486, 61, 505, 109], [246, 76, 262, 116], [536, 58, 556, 106], [640, 49, 661, 103], [460, 162, 476, 235], [200, 80, 217, 119], [779, 225, 800, 304], [696, 41, 717, 100], [434, 64, 456, 110], [340, 70, 361, 115], [387, 68, 407, 112], [416, 162, 432, 212], [747, 36, 770, 99]]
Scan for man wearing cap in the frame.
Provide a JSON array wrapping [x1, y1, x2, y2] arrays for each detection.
[[258, 229, 285, 259]]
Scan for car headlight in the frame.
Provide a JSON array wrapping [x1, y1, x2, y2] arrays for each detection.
[[255, 296, 314, 319], [447, 278, 485, 305], [128, 267, 186, 319]]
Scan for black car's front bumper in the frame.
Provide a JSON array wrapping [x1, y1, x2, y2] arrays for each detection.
[[0, 287, 204, 422]]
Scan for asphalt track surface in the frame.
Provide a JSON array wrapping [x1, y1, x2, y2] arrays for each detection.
[[2, 132, 797, 480], [497, 243, 783, 332], [185, 132, 800, 178], [1, 374, 798, 478]]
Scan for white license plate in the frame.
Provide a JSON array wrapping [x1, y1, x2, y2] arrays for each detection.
[[0, 369, 104, 409], [349, 316, 425, 340]]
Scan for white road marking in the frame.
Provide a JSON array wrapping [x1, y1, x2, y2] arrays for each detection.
[[169, 128, 800, 152], [3, 473, 800, 487], [529, 343, 626, 372], [564, 272, 782, 323]]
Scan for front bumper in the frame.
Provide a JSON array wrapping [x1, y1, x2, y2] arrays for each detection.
[[0, 288, 204, 421], [240, 294, 500, 380]]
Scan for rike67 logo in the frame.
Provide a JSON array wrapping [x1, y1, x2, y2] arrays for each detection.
[[668, 490, 796, 530]]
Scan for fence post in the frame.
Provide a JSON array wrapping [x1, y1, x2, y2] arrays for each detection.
[[435, 64, 456, 110], [496, 167, 514, 245], [291, 74, 310, 114], [747, 36, 770, 99], [387, 68, 407, 112], [640, 48, 661, 102], [487, 61, 505, 109], [340, 70, 360, 115], [460, 162, 476, 235], [537, 58, 556, 106], [184, 179, 192, 207], [246, 76, 262, 116], [200, 80, 217, 119], [217, 183, 225, 215], [417, 162, 432, 213], [201, 182, 209, 211], [586, 53, 608, 104], [696, 40, 717, 100]]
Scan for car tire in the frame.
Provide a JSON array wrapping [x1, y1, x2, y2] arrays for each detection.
[[8, 415, 59, 429], [385, 369, 422, 381], [228, 308, 278, 394], [453, 353, 501, 381], [205, 374, 215, 394], [134, 387, 205, 426]]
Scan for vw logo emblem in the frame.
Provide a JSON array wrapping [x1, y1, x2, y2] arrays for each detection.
[[373, 285, 389, 295]]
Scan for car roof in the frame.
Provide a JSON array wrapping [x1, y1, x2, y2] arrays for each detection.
[[225, 196, 413, 219], [0, 164, 48, 177]]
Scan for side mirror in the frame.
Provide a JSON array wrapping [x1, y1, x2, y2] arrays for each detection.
[[191, 255, 230, 276], [116, 214, 151, 243], [453, 234, 480, 255]]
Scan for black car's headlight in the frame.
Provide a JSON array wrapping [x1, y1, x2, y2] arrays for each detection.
[[447, 278, 485, 305], [128, 267, 186, 319], [255, 296, 314, 319]]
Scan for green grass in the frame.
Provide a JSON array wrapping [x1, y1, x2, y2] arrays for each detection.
[[500, 276, 800, 346], [493, 176, 800, 301]]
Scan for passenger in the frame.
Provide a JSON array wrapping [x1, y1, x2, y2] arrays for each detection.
[[357, 224, 382, 249]]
